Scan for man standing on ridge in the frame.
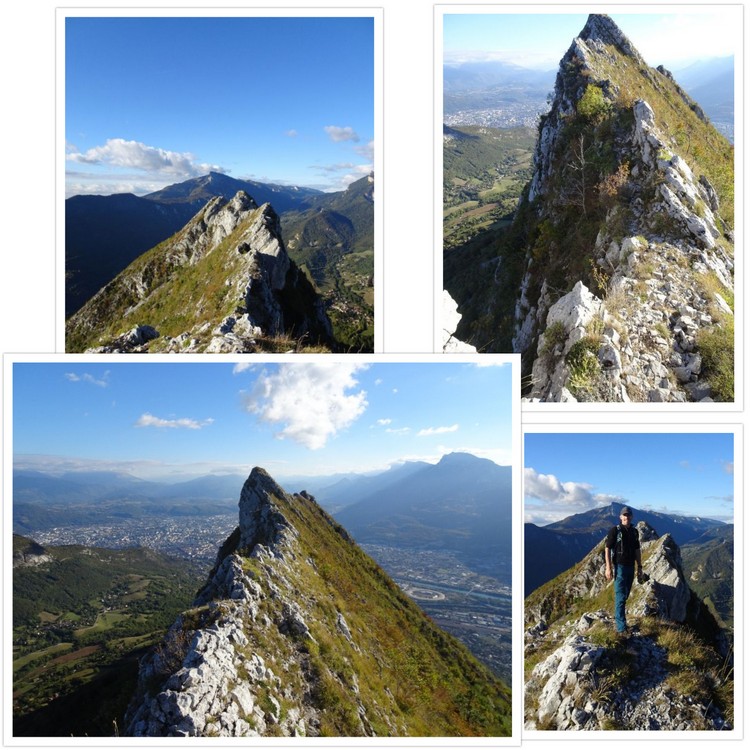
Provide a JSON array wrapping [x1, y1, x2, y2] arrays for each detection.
[[604, 506, 643, 635]]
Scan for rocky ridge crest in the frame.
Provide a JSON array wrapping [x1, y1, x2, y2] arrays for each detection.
[[66, 192, 334, 353], [508, 14, 734, 401], [124, 468, 510, 737], [524, 521, 731, 730]]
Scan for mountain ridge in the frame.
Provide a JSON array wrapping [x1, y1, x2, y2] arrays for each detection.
[[525, 501, 727, 595], [65, 191, 335, 354], [447, 13, 734, 402], [123, 467, 511, 737], [65, 173, 324, 318]]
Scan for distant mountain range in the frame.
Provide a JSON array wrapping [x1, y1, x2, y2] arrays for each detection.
[[672, 56, 734, 139], [14, 453, 512, 583], [525, 501, 728, 596]]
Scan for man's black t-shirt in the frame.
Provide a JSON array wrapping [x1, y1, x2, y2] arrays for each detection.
[[605, 524, 640, 565]]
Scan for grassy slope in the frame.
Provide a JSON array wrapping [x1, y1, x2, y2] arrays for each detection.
[[65, 207, 261, 352], [201, 490, 512, 737]]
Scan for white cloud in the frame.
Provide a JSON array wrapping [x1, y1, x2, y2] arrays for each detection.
[[135, 413, 214, 430], [354, 140, 374, 161], [310, 162, 373, 191], [524, 467, 618, 524], [285, 129, 298, 137], [66, 138, 225, 178], [324, 125, 360, 143], [721, 460, 734, 475], [473, 360, 510, 368], [417, 424, 459, 437], [233, 363, 254, 375], [65, 371, 109, 388], [376, 418, 392, 426], [314, 162, 357, 173], [386, 427, 411, 436], [245, 363, 368, 450]]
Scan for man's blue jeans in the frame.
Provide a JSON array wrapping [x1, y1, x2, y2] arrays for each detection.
[[614, 563, 635, 632]]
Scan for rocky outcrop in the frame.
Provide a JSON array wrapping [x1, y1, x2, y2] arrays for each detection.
[[442, 290, 477, 352], [526, 609, 728, 730], [524, 522, 731, 731], [12, 536, 53, 568], [124, 468, 510, 738], [66, 193, 335, 353], [511, 14, 734, 402]]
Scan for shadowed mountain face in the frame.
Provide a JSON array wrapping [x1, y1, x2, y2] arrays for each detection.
[[124, 467, 512, 738], [524, 521, 732, 731]]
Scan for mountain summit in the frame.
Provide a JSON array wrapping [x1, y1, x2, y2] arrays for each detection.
[[449, 14, 734, 402], [65, 193, 335, 353], [124, 468, 510, 737], [524, 521, 732, 730]]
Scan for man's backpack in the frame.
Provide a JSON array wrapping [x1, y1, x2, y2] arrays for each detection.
[[603, 525, 624, 568]]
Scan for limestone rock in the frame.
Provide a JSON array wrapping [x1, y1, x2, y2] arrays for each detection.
[[524, 522, 730, 731], [509, 15, 734, 403], [442, 290, 477, 352]]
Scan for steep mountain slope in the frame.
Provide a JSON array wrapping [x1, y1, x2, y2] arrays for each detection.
[[525, 501, 727, 595], [335, 453, 512, 576], [524, 522, 732, 730], [65, 173, 323, 318], [65, 192, 335, 353], [449, 14, 734, 402], [124, 468, 511, 737], [682, 525, 734, 629]]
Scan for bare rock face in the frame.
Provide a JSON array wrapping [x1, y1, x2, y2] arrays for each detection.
[[13, 538, 53, 568]]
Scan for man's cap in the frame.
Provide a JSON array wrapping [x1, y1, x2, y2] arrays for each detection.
[[620, 506, 633, 517]]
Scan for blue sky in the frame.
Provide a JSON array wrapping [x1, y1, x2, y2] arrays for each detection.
[[65, 15, 374, 197], [524, 432, 735, 525], [443, 10, 739, 70], [13, 360, 514, 481]]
